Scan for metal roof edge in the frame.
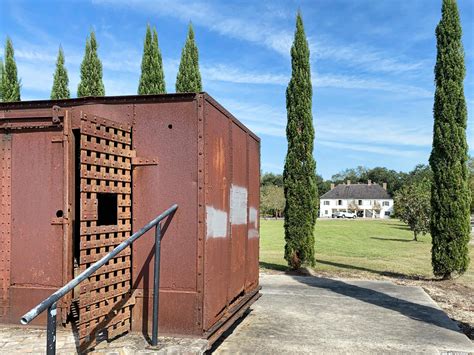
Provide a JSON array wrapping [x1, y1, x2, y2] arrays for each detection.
[[203, 93, 261, 143], [0, 93, 198, 110]]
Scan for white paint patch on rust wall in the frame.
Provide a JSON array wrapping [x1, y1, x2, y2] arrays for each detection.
[[249, 207, 258, 227], [230, 185, 248, 225], [206, 206, 228, 238], [248, 206, 259, 239]]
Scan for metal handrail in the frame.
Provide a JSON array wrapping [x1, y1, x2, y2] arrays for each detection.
[[21, 204, 178, 354]]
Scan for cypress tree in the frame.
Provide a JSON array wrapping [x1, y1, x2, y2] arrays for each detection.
[[176, 23, 202, 93], [0, 59, 3, 101], [138, 25, 153, 94], [77, 31, 105, 97], [430, 0, 470, 279], [138, 25, 166, 94], [2, 38, 21, 102], [283, 13, 318, 270], [152, 28, 166, 94], [51, 46, 70, 99]]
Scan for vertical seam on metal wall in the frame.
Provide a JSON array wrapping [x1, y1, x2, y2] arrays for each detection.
[[131, 103, 136, 327], [62, 111, 73, 323], [226, 115, 233, 310], [244, 134, 249, 289]]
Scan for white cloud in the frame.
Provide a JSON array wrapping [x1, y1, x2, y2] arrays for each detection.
[[202, 64, 288, 85], [314, 73, 433, 98], [16, 60, 55, 93], [200, 64, 432, 98], [219, 98, 286, 137], [220, 98, 433, 160], [318, 140, 426, 158], [310, 37, 427, 74], [92, 0, 424, 75], [14, 49, 56, 62], [316, 116, 433, 147]]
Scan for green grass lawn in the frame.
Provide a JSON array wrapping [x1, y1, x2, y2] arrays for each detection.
[[260, 218, 474, 286]]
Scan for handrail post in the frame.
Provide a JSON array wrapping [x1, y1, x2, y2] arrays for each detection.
[[46, 301, 57, 355], [19, 204, 177, 354], [151, 223, 162, 346]]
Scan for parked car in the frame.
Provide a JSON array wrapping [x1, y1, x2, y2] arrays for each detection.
[[332, 211, 357, 219]]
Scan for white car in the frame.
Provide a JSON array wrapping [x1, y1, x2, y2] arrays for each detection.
[[333, 211, 357, 219]]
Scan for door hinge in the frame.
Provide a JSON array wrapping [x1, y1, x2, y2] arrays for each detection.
[[132, 157, 158, 166]]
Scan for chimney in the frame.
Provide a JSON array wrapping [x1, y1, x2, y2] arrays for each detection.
[[368, 180, 372, 185], [383, 182, 387, 190], [347, 180, 351, 185], [330, 183, 335, 190]]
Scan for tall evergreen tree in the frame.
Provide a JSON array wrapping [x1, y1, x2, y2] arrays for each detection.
[[77, 31, 105, 97], [2, 38, 21, 102], [283, 13, 318, 270], [138, 25, 166, 94], [176, 24, 202, 93], [51, 46, 70, 100], [152, 28, 166, 93], [138, 25, 153, 94], [430, 0, 470, 279], [0, 59, 3, 101]]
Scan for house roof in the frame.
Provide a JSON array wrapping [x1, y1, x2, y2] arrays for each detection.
[[321, 184, 391, 200]]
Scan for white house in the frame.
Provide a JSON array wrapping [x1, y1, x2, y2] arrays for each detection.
[[319, 180, 394, 219]]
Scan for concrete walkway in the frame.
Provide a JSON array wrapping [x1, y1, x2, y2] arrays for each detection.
[[0, 327, 208, 354], [1, 274, 472, 354], [213, 274, 473, 354]]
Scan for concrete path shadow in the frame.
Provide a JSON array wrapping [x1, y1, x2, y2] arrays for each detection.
[[294, 275, 458, 333], [212, 274, 473, 354]]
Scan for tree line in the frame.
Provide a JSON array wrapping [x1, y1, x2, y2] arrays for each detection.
[[261, 164, 431, 217], [0, 23, 202, 102], [262, 158, 474, 234]]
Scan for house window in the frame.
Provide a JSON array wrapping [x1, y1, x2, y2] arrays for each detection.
[[385, 211, 391, 216], [338, 200, 342, 206], [323, 201, 330, 205], [383, 201, 390, 206], [324, 210, 328, 215], [358, 200, 362, 206]]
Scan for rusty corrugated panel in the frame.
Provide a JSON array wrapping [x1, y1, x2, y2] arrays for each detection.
[[203, 101, 231, 330], [228, 123, 248, 302], [10, 128, 65, 324], [131, 99, 201, 335], [246, 136, 260, 291], [0, 133, 11, 319], [78, 113, 133, 348]]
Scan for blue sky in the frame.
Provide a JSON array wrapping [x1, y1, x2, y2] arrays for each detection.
[[1, 0, 473, 179]]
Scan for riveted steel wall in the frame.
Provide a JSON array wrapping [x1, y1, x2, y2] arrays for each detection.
[[0, 133, 12, 321], [228, 123, 248, 302], [0, 93, 260, 344], [0, 113, 72, 325], [203, 98, 231, 330], [130, 98, 202, 335], [246, 135, 260, 291], [202, 96, 261, 339]]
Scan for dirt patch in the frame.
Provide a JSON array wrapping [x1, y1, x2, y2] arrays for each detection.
[[260, 267, 474, 340]]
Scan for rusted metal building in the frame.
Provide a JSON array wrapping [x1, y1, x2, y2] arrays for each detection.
[[0, 93, 260, 347]]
